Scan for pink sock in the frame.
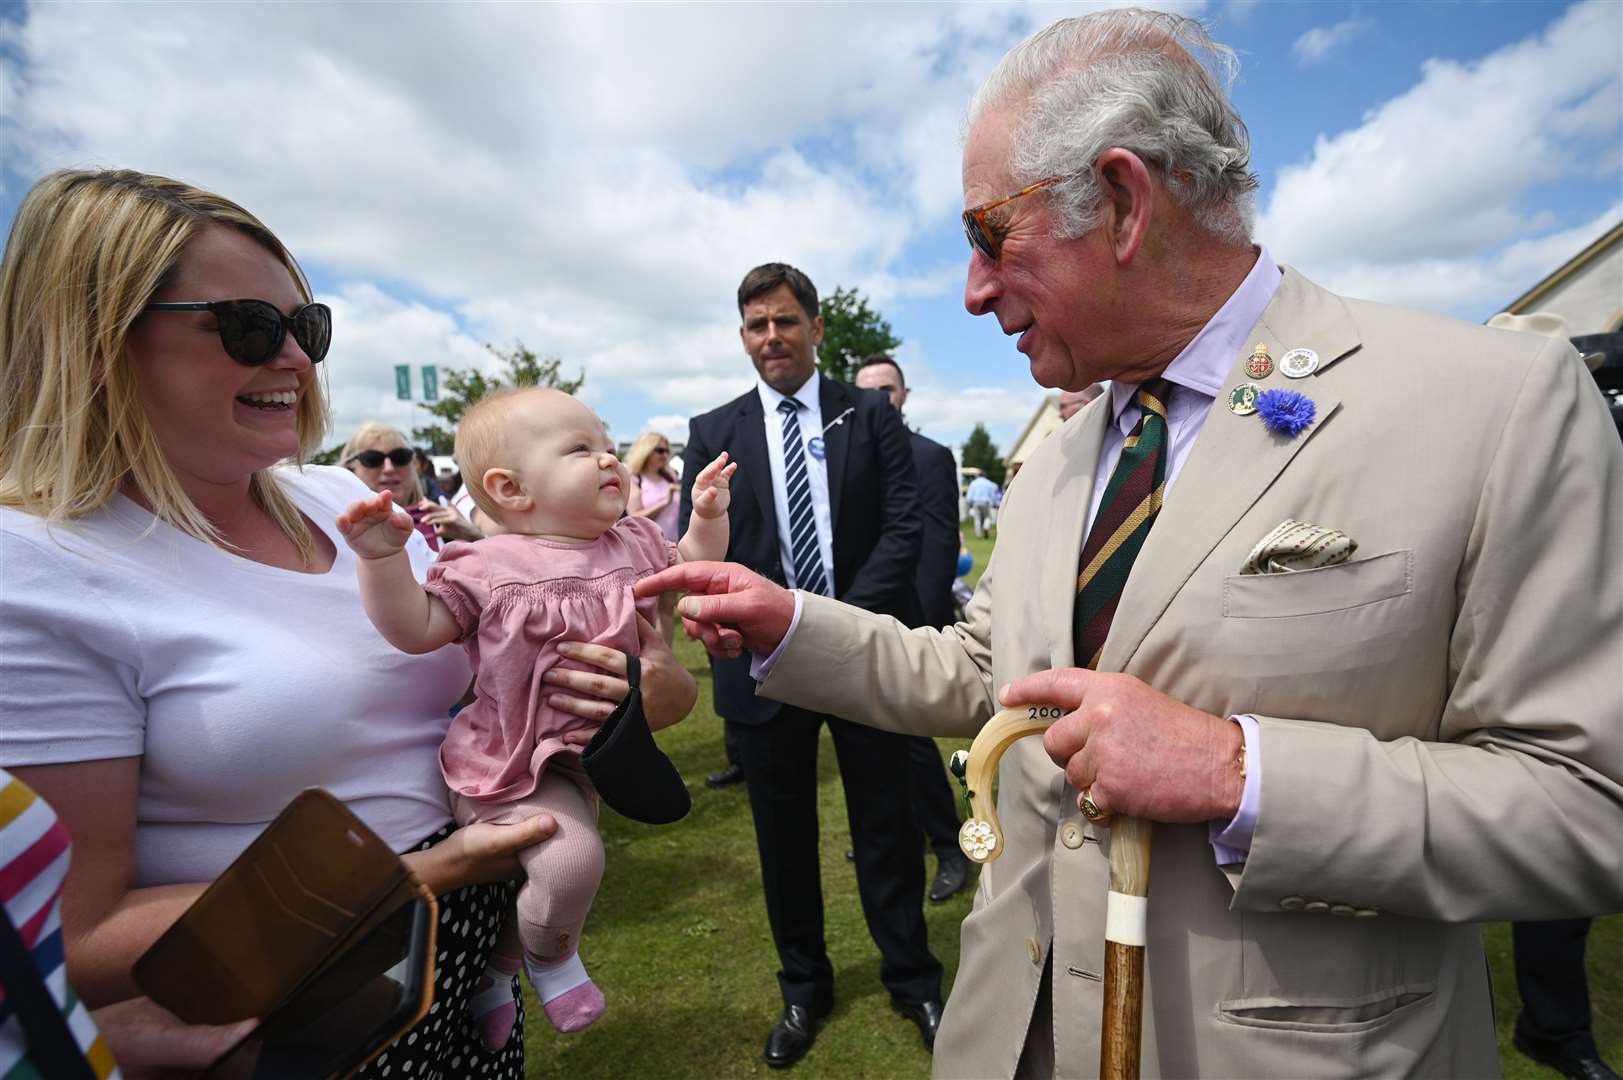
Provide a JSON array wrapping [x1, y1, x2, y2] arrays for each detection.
[[471, 950, 522, 1049], [524, 953, 605, 1033]]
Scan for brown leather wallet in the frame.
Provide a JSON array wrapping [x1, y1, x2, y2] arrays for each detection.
[[133, 789, 435, 1030]]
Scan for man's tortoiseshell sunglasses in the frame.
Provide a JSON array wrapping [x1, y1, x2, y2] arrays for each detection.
[[961, 177, 1059, 263]]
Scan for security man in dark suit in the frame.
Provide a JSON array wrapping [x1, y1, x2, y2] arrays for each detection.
[[852, 354, 970, 903], [679, 264, 943, 1069]]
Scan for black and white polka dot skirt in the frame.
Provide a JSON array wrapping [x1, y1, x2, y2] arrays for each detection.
[[354, 822, 525, 1080]]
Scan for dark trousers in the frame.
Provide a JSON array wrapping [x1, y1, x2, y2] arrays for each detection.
[[906, 735, 962, 862], [1513, 918, 1599, 1057], [731, 711, 943, 1012]]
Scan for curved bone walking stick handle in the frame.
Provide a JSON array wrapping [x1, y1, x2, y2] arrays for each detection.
[[949, 703, 1151, 1080], [950, 705, 1064, 863]]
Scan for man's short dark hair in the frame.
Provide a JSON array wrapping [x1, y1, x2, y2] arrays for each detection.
[[738, 263, 819, 321], [857, 353, 906, 389]]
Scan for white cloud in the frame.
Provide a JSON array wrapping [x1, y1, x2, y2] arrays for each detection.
[[1261, 0, 1623, 317], [3, 1, 1146, 440], [1290, 18, 1370, 65]]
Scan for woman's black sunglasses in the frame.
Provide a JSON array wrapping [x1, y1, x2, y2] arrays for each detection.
[[346, 448, 415, 469], [143, 299, 332, 366]]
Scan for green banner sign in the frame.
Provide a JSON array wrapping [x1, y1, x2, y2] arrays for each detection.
[[394, 364, 411, 401], [421, 365, 439, 402]]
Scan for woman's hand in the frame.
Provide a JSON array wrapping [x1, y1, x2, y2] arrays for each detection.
[[414, 499, 482, 543], [403, 814, 557, 895], [548, 615, 698, 743], [92, 996, 257, 1079]]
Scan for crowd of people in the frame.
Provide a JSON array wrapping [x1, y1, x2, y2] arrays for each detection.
[[2, 8, 1619, 1080]]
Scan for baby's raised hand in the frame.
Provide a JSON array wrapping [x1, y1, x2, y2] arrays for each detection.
[[690, 452, 737, 519], [337, 491, 414, 559]]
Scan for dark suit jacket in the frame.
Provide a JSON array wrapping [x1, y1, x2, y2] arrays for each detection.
[[681, 375, 920, 725], [906, 429, 960, 631]]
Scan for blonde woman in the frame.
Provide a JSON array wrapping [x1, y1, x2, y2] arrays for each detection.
[[340, 421, 479, 548], [0, 169, 695, 1076], [624, 430, 681, 640]]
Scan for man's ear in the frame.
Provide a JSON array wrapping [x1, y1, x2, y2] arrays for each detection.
[[1095, 148, 1155, 266], [482, 467, 531, 512], [810, 314, 825, 348]]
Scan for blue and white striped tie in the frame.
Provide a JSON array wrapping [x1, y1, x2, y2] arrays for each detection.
[[776, 398, 829, 596]]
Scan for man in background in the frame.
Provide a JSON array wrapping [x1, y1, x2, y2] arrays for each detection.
[[679, 264, 943, 1069], [964, 471, 999, 538], [853, 355, 970, 903]]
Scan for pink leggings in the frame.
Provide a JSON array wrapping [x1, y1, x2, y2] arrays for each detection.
[[451, 765, 605, 964]]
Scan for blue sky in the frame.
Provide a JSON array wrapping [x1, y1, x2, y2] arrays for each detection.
[[3, 1, 1618, 457]]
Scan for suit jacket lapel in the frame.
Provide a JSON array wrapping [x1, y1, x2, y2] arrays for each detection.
[[734, 393, 778, 539], [1100, 267, 1359, 673], [819, 376, 852, 534], [1042, 401, 1112, 668]]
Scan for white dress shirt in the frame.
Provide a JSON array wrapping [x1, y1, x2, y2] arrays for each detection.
[[756, 373, 837, 592]]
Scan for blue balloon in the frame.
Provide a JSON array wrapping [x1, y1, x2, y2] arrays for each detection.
[[956, 552, 974, 577]]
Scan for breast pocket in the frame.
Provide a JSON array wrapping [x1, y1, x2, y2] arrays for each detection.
[[1222, 549, 1412, 619], [1216, 550, 1425, 725]]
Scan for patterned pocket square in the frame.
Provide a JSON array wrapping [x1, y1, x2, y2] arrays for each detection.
[[1241, 519, 1358, 575]]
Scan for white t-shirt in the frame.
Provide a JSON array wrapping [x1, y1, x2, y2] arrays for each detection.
[[0, 466, 472, 886]]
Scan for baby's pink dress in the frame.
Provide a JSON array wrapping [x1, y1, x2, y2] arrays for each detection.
[[425, 516, 676, 802]]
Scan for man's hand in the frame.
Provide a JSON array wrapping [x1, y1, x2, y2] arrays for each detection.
[[689, 452, 737, 519], [633, 561, 794, 659], [336, 491, 414, 559], [1000, 669, 1244, 824]]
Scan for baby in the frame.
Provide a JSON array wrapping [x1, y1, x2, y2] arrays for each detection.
[[337, 387, 734, 1046]]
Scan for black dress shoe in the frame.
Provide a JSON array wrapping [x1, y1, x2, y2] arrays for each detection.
[[892, 997, 945, 1052], [765, 1004, 825, 1068], [929, 853, 969, 902], [704, 763, 745, 789], [1514, 1032, 1621, 1080]]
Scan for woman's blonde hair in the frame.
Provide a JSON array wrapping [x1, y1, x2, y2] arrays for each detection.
[[624, 430, 675, 480], [0, 168, 329, 562], [340, 421, 424, 504]]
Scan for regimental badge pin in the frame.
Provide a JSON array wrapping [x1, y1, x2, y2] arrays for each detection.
[[1279, 347, 1319, 379], [1228, 382, 1261, 416], [1244, 343, 1273, 380]]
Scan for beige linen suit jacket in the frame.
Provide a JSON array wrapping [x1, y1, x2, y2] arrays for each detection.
[[759, 268, 1623, 1079]]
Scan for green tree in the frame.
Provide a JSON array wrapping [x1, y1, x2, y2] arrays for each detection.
[[410, 342, 584, 453], [960, 422, 1006, 487], [816, 286, 901, 384]]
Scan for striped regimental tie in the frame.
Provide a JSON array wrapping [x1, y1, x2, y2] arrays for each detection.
[[777, 398, 830, 596], [1073, 378, 1175, 670]]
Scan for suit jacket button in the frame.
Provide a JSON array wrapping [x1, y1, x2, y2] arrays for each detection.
[[1027, 937, 1042, 965], [1060, 823, 1084, 849], [1279, 896, 1306, 911], [1304, 900, 1330, 914], [1354, 907, 1380, 918], [1330, 904, 1356, 917]]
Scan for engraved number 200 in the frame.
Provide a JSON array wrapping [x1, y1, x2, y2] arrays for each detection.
[[1027, 706, 1063, 719]]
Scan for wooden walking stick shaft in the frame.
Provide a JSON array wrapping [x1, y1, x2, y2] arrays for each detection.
[[1101, 816, 1152, 1080]]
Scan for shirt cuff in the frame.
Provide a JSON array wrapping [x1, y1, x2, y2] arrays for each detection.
[[1208, 714, 1261, 866], [750, 591, 805, 682]]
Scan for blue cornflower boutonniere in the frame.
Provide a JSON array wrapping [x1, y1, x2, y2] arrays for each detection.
[[1255, 388, 1315, 438]]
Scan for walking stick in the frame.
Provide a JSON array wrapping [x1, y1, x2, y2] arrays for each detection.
[[951, 707, 1151, 1080]]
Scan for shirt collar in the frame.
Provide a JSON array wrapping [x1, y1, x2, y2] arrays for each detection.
[[1109, 246, 1283, 430], [757, 372, 820, 414]]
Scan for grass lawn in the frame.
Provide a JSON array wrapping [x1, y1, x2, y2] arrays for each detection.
[[524, 529, 1620, 1078]]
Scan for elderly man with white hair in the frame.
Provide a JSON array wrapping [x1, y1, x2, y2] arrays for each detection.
[[640, 9, 1623, 1077]]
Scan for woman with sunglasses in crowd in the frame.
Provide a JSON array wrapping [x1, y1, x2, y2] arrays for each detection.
[[623, 430, 682, 641], [0, 168, 698, 1077], [340, 422, 479, 550]]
